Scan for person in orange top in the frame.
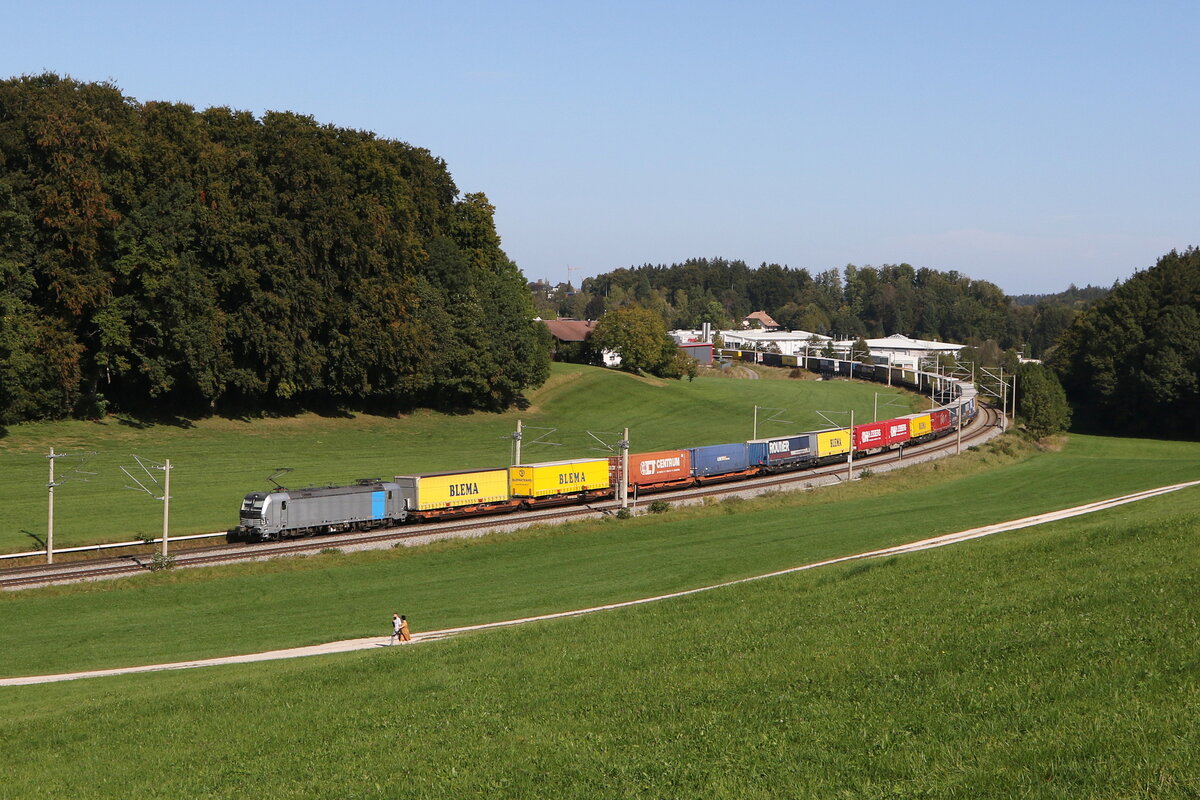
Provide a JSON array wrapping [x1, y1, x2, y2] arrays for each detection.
[[399, 615, 411, 643]]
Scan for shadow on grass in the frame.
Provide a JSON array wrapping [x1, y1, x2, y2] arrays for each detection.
[[70, 389, 539, 430], [22, 530, 45, 549], [837, 556, 900, 581], [115, 413, 196, 430]]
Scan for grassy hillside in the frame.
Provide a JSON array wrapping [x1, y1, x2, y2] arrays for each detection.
[[2, 433, 1198, 679], [0, 363, 922, 551], [2, 445, 1197, 797]]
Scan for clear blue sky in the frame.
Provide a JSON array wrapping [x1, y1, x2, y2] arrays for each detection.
[[6, 1, 1197, 294]]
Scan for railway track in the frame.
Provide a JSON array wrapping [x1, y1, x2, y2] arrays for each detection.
[[0, 406, 1003, 591]]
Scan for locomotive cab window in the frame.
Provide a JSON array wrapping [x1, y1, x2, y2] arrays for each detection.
[[241, 496, 265, 519]]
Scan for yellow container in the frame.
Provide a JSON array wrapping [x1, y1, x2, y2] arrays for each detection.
[[397, 469, 510, 510], [509, 459, 610, 498], [815, 428, 852, 458], [908, 414, 932, 438]]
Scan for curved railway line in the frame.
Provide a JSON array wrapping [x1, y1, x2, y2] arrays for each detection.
[[0, 406, 1002, 591]]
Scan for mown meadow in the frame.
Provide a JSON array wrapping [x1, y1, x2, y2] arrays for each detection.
[[1, 433, 1196, 676], [1, 434, 1197, 797], [0, 363, 921, 551]]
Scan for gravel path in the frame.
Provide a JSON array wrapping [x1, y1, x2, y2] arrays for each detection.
[[4, 479, 1197, 687]]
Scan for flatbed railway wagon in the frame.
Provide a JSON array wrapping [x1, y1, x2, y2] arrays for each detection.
[[394, 468, 516, 520]]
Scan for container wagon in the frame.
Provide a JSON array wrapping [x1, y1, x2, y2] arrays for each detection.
[[814, 428, 853, 463], [747, 434, 815, 472], [610, 449, 693, 493], [394, 468, 516, 520], [903, 413, 934, 441], [510, 459, 611, 506], [689, 443, 753, 482]]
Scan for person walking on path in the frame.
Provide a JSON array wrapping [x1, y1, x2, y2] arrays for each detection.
[[390, 613, 403, 645], [399, 615, 411, 643]]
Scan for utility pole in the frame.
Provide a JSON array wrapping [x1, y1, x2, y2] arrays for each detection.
[[1012, 373, 1019, 429], [956, 405, 963, 454], [1000, 367, 1007, 429], [161, 459, 171, 558], [46, 448, 58, 564], [513, 419, 523, 465], [846, 410, 855, 482], [620, 428, 630, 510], [45, 449, 93, 564]]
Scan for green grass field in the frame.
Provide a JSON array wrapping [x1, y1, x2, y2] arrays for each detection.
[[2, 433, 1197, 678], [0, 363, 923, 551], [1, 435, 1197, 797]]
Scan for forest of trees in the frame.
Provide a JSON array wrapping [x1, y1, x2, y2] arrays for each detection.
[[530, 258, 1103, 360], [1050, 248, 1200, 438], [7, 76, 1190, 442], [0, 74, 549, 424]]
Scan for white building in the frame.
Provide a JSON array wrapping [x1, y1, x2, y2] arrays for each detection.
[[714, 329, 831, 356], [832, 333, 965, 369], [671, 327, 833, 357]]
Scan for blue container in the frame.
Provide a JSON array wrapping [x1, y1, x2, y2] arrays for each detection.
[[689, 443, 751, 477], [747, 434, 814, 468]]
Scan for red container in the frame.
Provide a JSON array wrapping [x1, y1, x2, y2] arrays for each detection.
[[883, 417, 911, 445], [854, 421, 891, 451], [930, 409, 951, 431], [609, 449, 692, 488]]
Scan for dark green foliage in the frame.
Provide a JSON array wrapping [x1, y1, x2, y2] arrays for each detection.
[[590, 304, 693, 380], [1051, 247, 1200, 438], [851, 336, 872, 363], [1011, 283, 1110, 307], [561, 258, 1078, 355], [1016, 362, 1071, 437], [0, 74, 548, 422]]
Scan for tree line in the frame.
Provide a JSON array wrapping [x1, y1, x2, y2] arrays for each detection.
[[0, 74, 549, 424], [531, 258, 1106, 359], [1050, 247, 1200, 439], [535, 251, 1200, 441]]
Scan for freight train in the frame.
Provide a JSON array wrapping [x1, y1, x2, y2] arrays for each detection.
[[236, 356, 979, 542]]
